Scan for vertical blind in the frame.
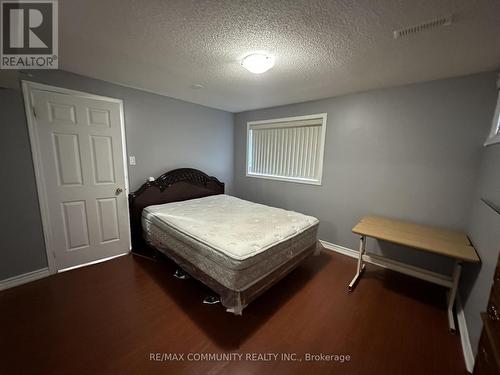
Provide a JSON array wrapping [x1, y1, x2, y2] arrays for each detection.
[[247, 115, 326, 184]]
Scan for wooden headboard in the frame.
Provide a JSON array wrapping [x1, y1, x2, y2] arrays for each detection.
[[128, 168, 224, 250]]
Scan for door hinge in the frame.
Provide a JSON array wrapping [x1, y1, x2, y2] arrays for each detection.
[[32, 106, 37, 118]]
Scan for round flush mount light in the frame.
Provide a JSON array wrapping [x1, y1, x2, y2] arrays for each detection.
[[241, 53, 275, 74]]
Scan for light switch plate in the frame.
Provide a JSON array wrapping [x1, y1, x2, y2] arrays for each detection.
[[129, 156, 136, 166]]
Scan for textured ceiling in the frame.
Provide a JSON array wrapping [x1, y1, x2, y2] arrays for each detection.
[[60, 0, 500, 112]]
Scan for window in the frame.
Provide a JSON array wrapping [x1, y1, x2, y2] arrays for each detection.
[[246, 113, 327, 185], [485, 88, 500, 146]]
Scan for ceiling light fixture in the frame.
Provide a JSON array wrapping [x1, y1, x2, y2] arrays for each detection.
[[241, 53, 275, 74]]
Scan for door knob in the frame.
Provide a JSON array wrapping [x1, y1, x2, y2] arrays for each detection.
[[115, 187, 123, 195]]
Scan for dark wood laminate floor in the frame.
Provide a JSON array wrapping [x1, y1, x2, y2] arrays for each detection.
[[0, 250, 467, 375]]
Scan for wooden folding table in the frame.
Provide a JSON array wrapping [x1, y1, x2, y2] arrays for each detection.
[[348, 216, 480, 333]]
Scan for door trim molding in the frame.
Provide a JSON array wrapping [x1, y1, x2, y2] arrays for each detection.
[[21, 80, 131, 275]]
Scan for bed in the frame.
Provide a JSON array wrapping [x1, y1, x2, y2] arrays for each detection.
[[129, 168, 320, 314]]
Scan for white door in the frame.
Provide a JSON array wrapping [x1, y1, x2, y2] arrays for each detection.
[[28, 86, 130, 271]]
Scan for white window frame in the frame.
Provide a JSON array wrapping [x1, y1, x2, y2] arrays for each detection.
[[246, 113, 327, 185], [485, 91, 500, 146]]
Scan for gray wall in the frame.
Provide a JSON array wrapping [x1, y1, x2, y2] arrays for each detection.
[[0, 70, 234, 280], [0, 88, 48, 279], [234, 72, 497, 273], [462, 143, 500, 354]]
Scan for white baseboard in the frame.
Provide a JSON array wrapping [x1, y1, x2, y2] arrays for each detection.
[[0, 253, 129, 291], [456, 295, 475, 373], [320, 238, 475, 373], [0, 268, 50, 291], [319, 240, 358, 258]]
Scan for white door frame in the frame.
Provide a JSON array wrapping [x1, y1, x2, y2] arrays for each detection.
[[21, 80, 131, 275]]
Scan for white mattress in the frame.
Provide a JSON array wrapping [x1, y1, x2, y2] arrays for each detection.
[[142, 194, 319, 261]]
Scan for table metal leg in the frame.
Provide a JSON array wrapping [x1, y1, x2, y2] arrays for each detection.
[[447, 261, 462, 334], [348, 236, 366, 291]]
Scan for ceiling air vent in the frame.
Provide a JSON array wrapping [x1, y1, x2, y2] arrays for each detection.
[[393, 15, 453, 39]]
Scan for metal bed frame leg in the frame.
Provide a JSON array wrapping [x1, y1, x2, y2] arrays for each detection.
[[447, 261, 462, 334], [348, 236, 366, 291]]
